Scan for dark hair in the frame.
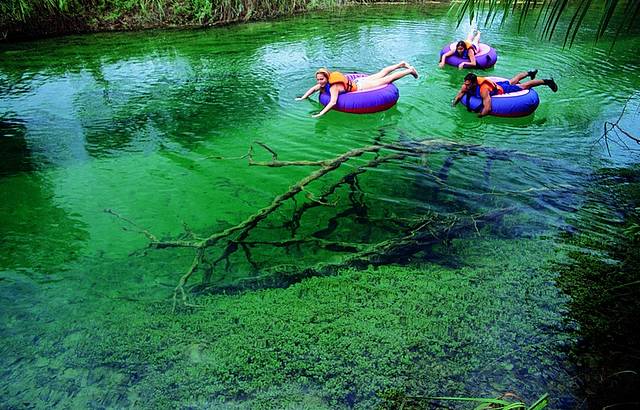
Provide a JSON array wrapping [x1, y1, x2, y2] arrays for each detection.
[[456, 40, 467, 49], [464, 73, 478, 83]]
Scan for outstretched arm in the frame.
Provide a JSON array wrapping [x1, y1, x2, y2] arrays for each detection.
[[312, 85, 339, 118], [451, 84, 468, 106], [439, 50, 454, 68], [295, 84, 321, 100], [478, 88, 492, 117], [458, 49, 477, 69]]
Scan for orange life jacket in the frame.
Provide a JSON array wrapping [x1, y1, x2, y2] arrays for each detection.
[[326, 72, 356, 93], [476, 77, 504, 96], [464, 77, 504, 112]]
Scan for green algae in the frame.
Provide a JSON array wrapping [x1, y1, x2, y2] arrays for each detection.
[[1, 6, 639, 409], [553, 166, 640, 409], [0, 238, 571, 409]]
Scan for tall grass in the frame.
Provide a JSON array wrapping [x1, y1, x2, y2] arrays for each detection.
[[0, 0, 350, 38]]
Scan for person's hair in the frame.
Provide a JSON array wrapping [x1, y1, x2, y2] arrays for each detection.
[[464, 73, 478, 83], [456, 40, 467, 49], [315, 68, 330, 80]]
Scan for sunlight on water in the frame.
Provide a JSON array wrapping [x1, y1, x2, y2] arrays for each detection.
[[1, 4, 639, 408]]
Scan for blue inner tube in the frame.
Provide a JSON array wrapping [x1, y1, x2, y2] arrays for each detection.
[[460, 76, 540, 117], [440, 43, 498, 69], [319, 73, 399, 114]]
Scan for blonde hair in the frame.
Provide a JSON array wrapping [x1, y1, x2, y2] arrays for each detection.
[[315, 68, 330, 79]]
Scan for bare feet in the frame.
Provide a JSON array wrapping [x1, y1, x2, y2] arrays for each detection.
[[399, 61, 409, 69], [407, 64, 419, 79]]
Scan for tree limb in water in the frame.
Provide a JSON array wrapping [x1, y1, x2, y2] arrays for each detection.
[[595, 96, 640, 156], [106, 138, 571, 309]]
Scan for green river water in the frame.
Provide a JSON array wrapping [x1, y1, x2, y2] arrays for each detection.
[[1, 4, 639, 409]]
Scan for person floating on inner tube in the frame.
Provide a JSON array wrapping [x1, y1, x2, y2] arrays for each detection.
[[452, 71, 558, 117], [295, 61, 418, 118], [439, 28, 482, 69]]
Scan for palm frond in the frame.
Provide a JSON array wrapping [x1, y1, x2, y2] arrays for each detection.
[[564, 0, 592, 47], [454, 0, 640, 47]]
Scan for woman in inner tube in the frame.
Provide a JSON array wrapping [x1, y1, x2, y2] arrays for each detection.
[[295, 61, 418, 118], [439, 28, 482, 70]]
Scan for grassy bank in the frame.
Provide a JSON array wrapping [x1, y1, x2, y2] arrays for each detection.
[[0, 0, 437, 41]]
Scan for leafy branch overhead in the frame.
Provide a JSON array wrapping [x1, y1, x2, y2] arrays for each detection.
[[453, 0, 640, 47]]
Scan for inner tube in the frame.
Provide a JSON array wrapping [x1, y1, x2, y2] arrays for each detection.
[[461, 76, 540, 117], [440, 43, 498, 69], [319, 73, 399, 114]]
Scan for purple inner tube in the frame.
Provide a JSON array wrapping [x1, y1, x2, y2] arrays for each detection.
[[460, 76, 540, 117], [319, 73, 400, 114], [440, 43, 498, 69]]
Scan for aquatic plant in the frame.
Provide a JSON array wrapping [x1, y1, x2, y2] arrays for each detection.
[[554, 165, 640, 409], [379, 391, 549, 409], [60, 244, 569, 408]]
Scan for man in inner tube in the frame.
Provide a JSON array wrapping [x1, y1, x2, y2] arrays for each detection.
[[295, 62, 418, 118], [452, 71, 558, 117]]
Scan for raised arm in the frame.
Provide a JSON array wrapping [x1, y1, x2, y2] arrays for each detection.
[[295, 84, 321, 100], [312, 84, 339, 118], [439, 50, 454, 68]]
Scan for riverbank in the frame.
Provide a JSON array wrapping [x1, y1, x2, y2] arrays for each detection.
[[0, 0, 445, 42]]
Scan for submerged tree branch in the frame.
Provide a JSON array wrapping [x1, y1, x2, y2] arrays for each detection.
[[595, 97, 640, 156], [107, 138, 573, 307]]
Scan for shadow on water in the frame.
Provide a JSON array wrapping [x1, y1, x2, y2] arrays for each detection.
[[1, 29, 282, 161], [0, 115, 89, 272], [1, 115, 38, 175], [553, 166, 640, 409]]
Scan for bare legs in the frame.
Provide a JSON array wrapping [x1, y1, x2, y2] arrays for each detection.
[[518, 79, 545, 89], [471, 31, 481, 47], [465, 21, 481, 47], [509, 71, 530, 85], [366, 61, 409, 80], [508, 70, 558, 92], [508, 71, 540, 90], [357, 62, 419, 90]]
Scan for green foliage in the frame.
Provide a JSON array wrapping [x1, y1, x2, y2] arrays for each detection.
[[453, 0, 640, 47], [0, 0, 338, 34], [415, 393, 548, 409], [4, 0, 638, 42]]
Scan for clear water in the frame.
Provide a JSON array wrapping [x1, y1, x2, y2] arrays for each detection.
[[1, 4, 639, 408]]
